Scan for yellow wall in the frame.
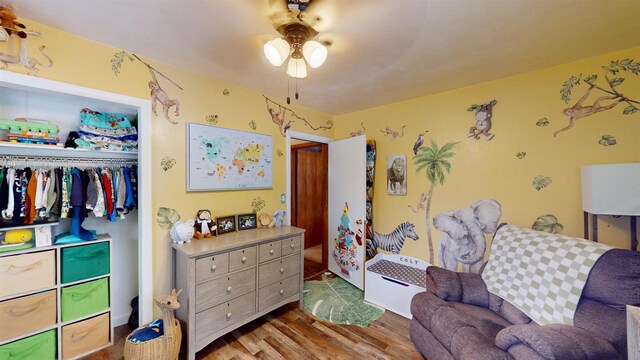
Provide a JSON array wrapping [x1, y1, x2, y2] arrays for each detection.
[[3, 19, 638, 293], [334, 47, 640, 263], [0, 20, 334, 300]]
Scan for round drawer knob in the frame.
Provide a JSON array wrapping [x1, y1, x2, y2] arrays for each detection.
[[226, 286, 232, 293], [290, 244, 294, 249], [241, 256, 247, 263], [211, 265, 217, 271], [279, 289, 284, 295], [226, 312, 232, 319], [279, 268, 284, 273], [269, 249, 274, 255]]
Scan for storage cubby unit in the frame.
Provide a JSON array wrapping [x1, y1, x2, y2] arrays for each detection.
[[0, 236, 113, 359], [0, 69, 154, 332]]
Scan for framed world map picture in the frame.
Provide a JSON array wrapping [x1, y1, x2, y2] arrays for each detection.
[[187, 123, 273, 191]]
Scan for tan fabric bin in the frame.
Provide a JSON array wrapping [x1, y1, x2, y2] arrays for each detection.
[[0, 251, 56, 298], [0, 290, 57, 342], [62, 312, 110, 359]]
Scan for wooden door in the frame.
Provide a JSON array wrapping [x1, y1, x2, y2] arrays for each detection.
[[328, 135, 366, 289], [291, 143, 328, 265]]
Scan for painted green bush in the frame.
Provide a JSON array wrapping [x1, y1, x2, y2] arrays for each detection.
[[532, 214, 564, 234], [599, 135, 617, 146]]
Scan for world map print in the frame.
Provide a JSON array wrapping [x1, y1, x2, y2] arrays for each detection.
[[187, 123, 273, 191]]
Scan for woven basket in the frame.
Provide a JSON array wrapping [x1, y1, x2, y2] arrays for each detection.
[[123, 319, 181, 360]]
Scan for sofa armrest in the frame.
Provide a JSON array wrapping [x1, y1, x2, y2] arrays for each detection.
[[425, 267, 489, 308], [495, 324, 622, 360]]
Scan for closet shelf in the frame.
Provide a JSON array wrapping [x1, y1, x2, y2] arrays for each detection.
[[0, 222, 59, 231], [0, 142, 138, 159]]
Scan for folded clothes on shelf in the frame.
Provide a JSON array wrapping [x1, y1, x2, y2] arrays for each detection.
[[73, 108, 138, 151]]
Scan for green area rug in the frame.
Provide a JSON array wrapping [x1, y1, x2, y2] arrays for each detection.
[[303, 274, 384, 327]]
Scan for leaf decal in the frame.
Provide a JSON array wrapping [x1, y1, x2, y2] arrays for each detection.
[[276, 149, 284, 157], [533, 176, 552, 191], [111, 51, 135, 76], [251, 197, 266, 213], [536, 118, 550, 127], [515, 152, 526, 159], [161, 156, 176, 171], [598, 135, 617, 146], [560, 75, 581, 103], [303, 274, 384, 326], [532, 214, 564, 234], [157, 207, 181, 230], [206, 114, 219, 125], [223, 89, 230, 96], [610, 77, 625, 87], [623, 106, 638, 115], [249, 120, 257, 130]]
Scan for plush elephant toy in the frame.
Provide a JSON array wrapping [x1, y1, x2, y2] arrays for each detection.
[[433, 198, 502, 273]]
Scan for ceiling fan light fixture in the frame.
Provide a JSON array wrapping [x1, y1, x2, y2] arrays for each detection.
[[302, 40, 327, 68], [263, 38, 290, 66], [287, 57, 307, 78]]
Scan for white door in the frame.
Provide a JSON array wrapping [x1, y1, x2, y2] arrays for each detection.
[[328, 135, 367, 290]]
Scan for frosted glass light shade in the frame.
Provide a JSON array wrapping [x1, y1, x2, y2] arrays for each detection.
[[287, 58, 307, 78], [581, 163, 640, 215], [302, 40, 327, 68], [263, 38, 290, 66]]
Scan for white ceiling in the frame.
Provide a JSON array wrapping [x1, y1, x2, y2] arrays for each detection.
[[11, 0, 640, 115]]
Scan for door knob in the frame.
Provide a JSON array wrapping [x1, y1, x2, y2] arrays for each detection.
[[279, 268, 284, 273], [279, 289, 284, 295], [211, 265, 217, 271], [226, 312, 232, 319], [241, 256, 247, 263], [269, 249, 274, 255], [226, 286, 232, 293]]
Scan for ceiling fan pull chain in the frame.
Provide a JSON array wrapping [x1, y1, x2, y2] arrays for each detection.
[[295, 78, 299, 100], [287, 76, 291, 104]]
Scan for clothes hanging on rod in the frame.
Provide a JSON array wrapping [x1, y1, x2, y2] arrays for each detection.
[[0, 156, 138, 230]]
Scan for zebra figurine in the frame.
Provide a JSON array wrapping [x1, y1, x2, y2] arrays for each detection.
[[366, 221, 419, 258]]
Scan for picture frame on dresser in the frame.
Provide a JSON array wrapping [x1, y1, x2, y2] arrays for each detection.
[[237, 213, 257, 231], [216, 215, 236, 235]]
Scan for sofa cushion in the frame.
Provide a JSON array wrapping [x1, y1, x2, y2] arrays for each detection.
[[582, 249, 640, 310], [574, 298, 627, 357], [411, 291, 449, 331], [450, 326, 511, 360], [449, 302, 513, 340], [409, 318, 455, 360]]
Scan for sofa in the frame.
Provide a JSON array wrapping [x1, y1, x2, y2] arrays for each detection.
[[409, 248, 640, 359]]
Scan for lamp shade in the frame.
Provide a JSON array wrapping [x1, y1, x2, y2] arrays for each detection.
[[581, 163, 640, 215], [263, 38, 290, 66], [302, 40, 327, 68], [287, 58, 307, 78]]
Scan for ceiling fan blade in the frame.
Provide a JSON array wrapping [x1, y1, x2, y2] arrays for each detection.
[[267, 0, 299, 31]]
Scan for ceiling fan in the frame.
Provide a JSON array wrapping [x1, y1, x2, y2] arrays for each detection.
[[263, 0, 330, 79]]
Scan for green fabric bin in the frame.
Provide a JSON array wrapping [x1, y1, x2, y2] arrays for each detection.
[[61, 278, 109, 323], [61, 242, 110, 284], [0, 330, 56, 360]]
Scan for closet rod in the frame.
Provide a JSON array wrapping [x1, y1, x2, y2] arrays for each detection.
[[0, 155, 138, 165]]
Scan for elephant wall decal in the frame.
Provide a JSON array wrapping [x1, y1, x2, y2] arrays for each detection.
[[433, 198, 502, 273]]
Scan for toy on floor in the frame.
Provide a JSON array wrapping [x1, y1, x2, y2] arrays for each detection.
[[124, 289, 183, 360]]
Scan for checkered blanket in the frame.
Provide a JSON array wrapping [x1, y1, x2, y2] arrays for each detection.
[[481, 225, 613, 326]]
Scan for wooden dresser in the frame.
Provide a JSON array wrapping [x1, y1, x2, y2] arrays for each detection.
[[172, 226, 305, 360]]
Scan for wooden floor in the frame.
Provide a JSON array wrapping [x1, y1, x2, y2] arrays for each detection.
[[88, 303, 423, 360], [303, 258, 326, 279]]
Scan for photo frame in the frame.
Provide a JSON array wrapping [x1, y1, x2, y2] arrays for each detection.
[[187, 123, 273, 191], [215, 215, 237, 235], [387, 155, 407, 196], [237, 213, 257, 231]]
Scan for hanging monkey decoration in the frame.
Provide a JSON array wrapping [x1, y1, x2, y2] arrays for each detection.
[[467, 100, 497, 140], [554, 85, 624, 137]]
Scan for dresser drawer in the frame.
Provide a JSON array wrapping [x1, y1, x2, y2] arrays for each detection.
[[281, 236, 301, 256], [62, 312, 110, 359], [61, 242, 110, 284], [258, 254, 301, 288], [195, 291, 255, 341], [0, 290, 57, 342], [259, 240, 281, 263], [195, 268, 255, 313], [0, 329, 57, 360], [195, 253, 229, 283], [258, 274, 299, 312], [229, 246, 256, 272], [61, 278, 109, 323], [0, 250, 56, 298]]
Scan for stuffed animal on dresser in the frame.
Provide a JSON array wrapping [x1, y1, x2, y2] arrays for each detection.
[[193, 209, 216, 240]]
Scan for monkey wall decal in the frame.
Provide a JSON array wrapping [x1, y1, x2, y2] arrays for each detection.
[[111, 52, 183, 124], [380, 126, 406, 141], [467, 100, 497, 140], [554, 85, 624, 137], [408, 192, 427, 213], [350, 122, 366, 137], [263, 95, 333, 136]]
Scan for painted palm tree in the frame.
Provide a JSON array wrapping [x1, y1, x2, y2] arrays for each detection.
[[413, 140, 458, 264]]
